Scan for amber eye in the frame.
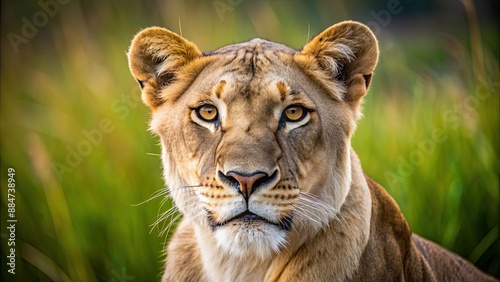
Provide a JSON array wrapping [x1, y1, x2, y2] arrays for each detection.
[[196, 105, 218, 122], [283, 106, 307, 122]]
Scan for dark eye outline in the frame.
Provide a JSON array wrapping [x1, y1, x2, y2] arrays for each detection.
[[195, 104, 219, 122], [282, 105, 309, 122]]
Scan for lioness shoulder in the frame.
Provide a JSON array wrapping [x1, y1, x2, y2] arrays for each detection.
[[127, 21, 498, 282]]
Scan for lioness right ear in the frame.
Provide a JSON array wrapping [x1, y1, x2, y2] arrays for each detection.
[[127, 27, 202, 108], [295, 21, 379, 110]]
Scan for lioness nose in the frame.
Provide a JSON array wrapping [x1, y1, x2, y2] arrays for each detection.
[[224, 171, 269, 200]]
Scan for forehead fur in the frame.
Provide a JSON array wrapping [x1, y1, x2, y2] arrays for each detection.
[[205, 38, 346, 99], [209, 38, 295, 57], [206, 39, 295, 79], [157, 38, 345, 105]]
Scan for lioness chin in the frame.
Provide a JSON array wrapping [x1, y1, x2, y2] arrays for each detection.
[[127, 21, 497, 282]]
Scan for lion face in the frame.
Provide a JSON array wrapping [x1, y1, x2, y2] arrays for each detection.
[[128, 22, 378, 258]]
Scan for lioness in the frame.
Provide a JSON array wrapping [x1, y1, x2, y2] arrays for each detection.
[[127, 21, 497, 282]]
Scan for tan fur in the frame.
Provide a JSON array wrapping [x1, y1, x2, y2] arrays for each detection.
[[127, 21, 498, 282]]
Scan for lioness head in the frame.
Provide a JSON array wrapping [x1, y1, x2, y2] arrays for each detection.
[[128, 21, 378, 258]]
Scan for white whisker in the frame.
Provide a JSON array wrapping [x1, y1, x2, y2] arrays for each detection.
[[131, 187, 169, 206], [159, 213, 183, 237], [333, 211, 349, 230], [150, 185, 201, 237], [291, 191, 339, 232]]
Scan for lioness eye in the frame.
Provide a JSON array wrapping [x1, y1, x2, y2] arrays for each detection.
[[284, 106, 307, 122], [196, 105, 218, 122]]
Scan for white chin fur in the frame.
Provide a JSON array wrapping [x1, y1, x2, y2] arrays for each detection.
[[214, 222, 287, 258]]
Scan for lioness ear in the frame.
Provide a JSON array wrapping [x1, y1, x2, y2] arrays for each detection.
[[127, 27, 202, 108], [295, 21, 379, 107]]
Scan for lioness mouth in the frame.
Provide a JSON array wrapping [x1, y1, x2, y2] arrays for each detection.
[[208, 210, 293, 231], [234, 210, 262, 221]]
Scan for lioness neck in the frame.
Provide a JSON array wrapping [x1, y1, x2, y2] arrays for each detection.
[[191, 149, 372, 282], [196, 226, 273, 282]]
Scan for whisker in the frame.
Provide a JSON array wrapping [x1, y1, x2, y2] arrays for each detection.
[[133, 182, 200, 208], [131, 187, 169, 206], [291, 191, 339, 232], [149, 185, 200, 237], [292, 206, 324, 227], [161, 201, 203, 235], [333, 211, 349, 230], [155, 197, 176, 229], [167, 185, 200, 199], [158, 196, 170, 210], [151, 207, 178, 233], [159, 213, 183, 237], [169, 185, 202, 192]]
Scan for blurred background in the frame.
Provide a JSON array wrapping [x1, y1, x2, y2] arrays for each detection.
[[1, 0, 498, 281]]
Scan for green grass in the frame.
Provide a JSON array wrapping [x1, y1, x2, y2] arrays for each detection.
[[1, 0, 498, 280]]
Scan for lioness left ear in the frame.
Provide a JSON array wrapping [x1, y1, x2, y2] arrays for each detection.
[[127, 27, 202, 109], [295, 21, 379, 107]]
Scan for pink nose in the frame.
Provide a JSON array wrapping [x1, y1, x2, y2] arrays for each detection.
[[226, 171, 268, 199]]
